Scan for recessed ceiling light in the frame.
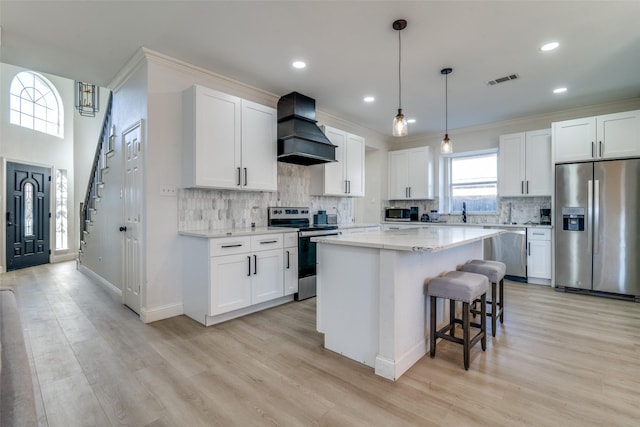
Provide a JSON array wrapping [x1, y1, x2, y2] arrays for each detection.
[[540, 42, 559, 52], [292, 60, 306, 69], [553, 87, 567, 94], [364, 96, 375, 103], [407, 119, 416, 124]]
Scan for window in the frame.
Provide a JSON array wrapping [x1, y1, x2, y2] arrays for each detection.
[[9, 71, 64, 138], [55, 170, 68, 250], [443, 150, 498, 213]]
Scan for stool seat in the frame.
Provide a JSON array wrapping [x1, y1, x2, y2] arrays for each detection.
[[427, 271, 489, 370], [428, 271, 489, 303], [460, 260, 506, 283]]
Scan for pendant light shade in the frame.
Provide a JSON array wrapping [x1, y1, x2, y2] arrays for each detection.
[[440, 67, 453, 153], [392, 19, 408, 137], [393, 108, 408, 137]]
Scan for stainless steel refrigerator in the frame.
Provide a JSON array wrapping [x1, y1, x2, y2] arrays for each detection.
[[555, 159, 640, 299]]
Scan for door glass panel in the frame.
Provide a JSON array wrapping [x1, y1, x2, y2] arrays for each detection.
[[24, 182, 34, 236]]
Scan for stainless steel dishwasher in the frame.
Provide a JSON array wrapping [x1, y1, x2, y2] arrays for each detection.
[[483, 226, 527, 281]]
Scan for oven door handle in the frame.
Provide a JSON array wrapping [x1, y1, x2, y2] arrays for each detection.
[[299, 230, 340, 238]]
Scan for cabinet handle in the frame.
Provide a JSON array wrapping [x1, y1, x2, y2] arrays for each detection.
[[521, 181, 524, 194], [528, 242, 531, 256], [526, 181, 529, 194], [247, 256, 251, 276], [592, 141, 595, 158], [221, 244, 243, 248], [408, 187, 411, 198], [345, 180, 348, 194], [405, 187, 408, 198], [237, 167, 241, 186], [244, 168, 248, 186], [599, 141, 603, 157], [260, 240, 278, 244], [253, 254, 257, 275], [286, 250, 290, 269], [348, 180, 351, 194]]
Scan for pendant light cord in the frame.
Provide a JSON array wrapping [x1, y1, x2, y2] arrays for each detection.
[[398, 29, 402, 109], [445, 72, 448, 132]]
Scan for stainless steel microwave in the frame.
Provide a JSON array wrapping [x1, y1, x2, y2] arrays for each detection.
[[385, 207, 411, 222]]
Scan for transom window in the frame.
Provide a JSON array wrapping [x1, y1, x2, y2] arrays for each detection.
[[443, 150, 498, 213], [9, 71, 64, 138]]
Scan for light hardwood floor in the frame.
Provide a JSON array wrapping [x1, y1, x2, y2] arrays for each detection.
[[4, 261, 640, 426]]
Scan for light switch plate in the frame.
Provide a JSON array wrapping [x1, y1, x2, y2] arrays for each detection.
[[160, 186, 177, 196]]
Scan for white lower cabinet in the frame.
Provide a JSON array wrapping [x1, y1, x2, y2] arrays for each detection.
[[284, 233, 299, 296], [527, 228, 551, 284], [210, 253, 252, 315], [183, 232, 293, 326]]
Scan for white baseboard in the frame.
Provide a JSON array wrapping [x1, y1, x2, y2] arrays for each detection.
[[141, 303, 184, 324], [78, 265, 122, 297]]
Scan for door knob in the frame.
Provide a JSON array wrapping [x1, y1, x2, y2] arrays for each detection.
[[119, 226, 127, 232]]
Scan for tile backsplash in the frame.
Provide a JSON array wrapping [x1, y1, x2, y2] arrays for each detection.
[[384, 196, 551, 225], [179, 163, 354, 231]]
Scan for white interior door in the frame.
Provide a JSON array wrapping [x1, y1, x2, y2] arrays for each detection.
[[122, 121, 143, 315]]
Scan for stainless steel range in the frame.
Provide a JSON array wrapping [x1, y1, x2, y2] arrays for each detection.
[[268, 207, 338, 300]]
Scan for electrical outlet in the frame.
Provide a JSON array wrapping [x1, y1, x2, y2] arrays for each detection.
[[160, 186, 177, 196]]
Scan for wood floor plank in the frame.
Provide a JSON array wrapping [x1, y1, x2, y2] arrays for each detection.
[[8, 261, 640, 426]]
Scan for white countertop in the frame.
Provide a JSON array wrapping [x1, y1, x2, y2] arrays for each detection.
[[312, 226, 504, 253], [382, 221, 552, 229], [338, 223, 380, 230], [179, 226, 297, 239]]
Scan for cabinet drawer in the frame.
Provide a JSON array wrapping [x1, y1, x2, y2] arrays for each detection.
[[528, 228, 551, 241], [251, 234, 283, 251], [284, 232, 298, 248], [210, 236, 251, 257]]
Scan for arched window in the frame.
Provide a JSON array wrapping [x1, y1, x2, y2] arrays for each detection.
[[9, 71, 64, 138]]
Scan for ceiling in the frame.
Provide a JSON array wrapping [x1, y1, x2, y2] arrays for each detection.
[[2, 1, 639, 137]]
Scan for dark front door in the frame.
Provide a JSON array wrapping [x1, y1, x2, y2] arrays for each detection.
[[6, 162, 51, 271]]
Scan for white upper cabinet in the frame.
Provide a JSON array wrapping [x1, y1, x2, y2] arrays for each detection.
[[553, 110, 640, 163], [241, 100, 278, 191], [388, 146, 434, 200], [183, 85, 277, 191], [499, 129, 552, 197], [310, 125, 365, 197]]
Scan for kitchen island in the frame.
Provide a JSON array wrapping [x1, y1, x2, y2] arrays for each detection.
[[312, 226, 503, 381]]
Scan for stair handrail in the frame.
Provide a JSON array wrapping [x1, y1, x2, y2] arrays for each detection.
[[80, 92, 113, 250]]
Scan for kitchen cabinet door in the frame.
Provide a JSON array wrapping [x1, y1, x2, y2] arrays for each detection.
[[498, 132, 526, 197], [388, 147, 434, 200], [499, 130, 551, 197], [183, 85, 241, 189], [553, 117, 596, 163], [241, 100, 278, 191], [310, 126, 365, 197], [345, 133, 365, 196], [597, 110, 640, 159], [527, 229, 551, 281], [210, 253, 252, 315], [524, 129, 552, 196], [284, 246, 298, 296], [388, 150, 410, 199], [251, 249, 284, 304], [322, 126, 347, 195]]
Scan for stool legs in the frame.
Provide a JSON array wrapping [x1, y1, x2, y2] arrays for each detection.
[[429, 294, 487, 370], [471, 280, 504, 337]]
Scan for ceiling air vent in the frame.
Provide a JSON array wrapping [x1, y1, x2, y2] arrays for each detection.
[[486, 74, 519, 86]]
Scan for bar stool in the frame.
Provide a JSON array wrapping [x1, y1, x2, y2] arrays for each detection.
[[460, 260, 506, 337], [427, 271, 488, 370]]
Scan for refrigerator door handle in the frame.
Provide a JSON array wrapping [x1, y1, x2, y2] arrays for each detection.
[[587, 179, 593, 253], [593, 179, 600, 254]]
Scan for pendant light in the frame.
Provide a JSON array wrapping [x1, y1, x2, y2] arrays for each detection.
[[441, 67, 453, 154], [392, 19, 408, 137]]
